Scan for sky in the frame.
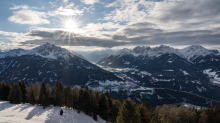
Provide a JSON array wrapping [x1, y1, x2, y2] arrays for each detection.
[[0, 0, 220, 52]]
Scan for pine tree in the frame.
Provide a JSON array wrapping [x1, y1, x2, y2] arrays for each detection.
[[98, 92, 109, 120], [137, 104, 151, 123], [38, 81, 49, 107], [34, 82, 40, 102], [27, 82, 34, 102], [63, 85, 73, 108], [78, 88, 84, 111], [116, 99, 141, 123], [8, 84, 22, 104], [91, 94, 99, 121], [19, 81, 27, 103], [46, 83, 51, 105], [109, 100, 121, 122], [53, 81, 64, 106], [29, 90, 36, 105], [2, 82, 11, 101], [83, 89, 91, 115], [0, 82, 3, 100]]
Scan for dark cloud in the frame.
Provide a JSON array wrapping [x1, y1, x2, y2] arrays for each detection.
[[19, 23, 220, 48], [155, 0, 220, 22]]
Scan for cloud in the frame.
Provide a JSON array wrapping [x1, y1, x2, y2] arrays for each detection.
[[0, 30, 41, 43], [8, 10, 50, 25], [83, 22, 123, 32], [48, 3, 84, 16], [80, 0, 99, 5], [14, 23, 220, 48], [63, 0, 69, 3], [103, 0, 220, 31], [9, 4, 44, 10]]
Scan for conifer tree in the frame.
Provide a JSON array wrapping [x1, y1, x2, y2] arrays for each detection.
[[0, 82, 3, 100], [98, 92, 109, 120], [3, 82, 11, 101], [91, 94, 99, 121], [27, 82, 34, 102], [46, 83, 51, 105], [83, 88, 91, 115], [63, 85, 73, 108], [109, 100, 121, 122], [19, 81, 27, 103], [116, 99, 141, 123], [53, 81, 64, 106], [34, 82, 40, 102], [8, 84, 22, 104], [72, 86, 80, 109], [137, 104, 151, 123], [38, 81, 49, 107], [50, 88, 56, 105], [29, 90, 36, 105], [78, 88, 84, 111]]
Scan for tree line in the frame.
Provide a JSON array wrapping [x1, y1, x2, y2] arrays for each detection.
[[0, 81, 220, 123]]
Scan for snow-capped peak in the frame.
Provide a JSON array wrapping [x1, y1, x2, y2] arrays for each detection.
[[112, 45, 219, 61], [113, 45, 181, 58], [27, 42, 74, 60], [113, 48, 132, 57], [0, 43, 79, 60], [180, 45, 213, 60]]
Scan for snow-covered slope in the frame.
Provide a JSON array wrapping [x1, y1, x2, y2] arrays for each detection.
[[0, 101, 105, 123], [180, 45, 214, 61]]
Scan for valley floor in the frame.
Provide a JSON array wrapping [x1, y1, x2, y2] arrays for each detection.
[[0, 101, 105, 123]]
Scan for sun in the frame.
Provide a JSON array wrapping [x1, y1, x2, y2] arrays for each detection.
[[65, 20, 77, 32]]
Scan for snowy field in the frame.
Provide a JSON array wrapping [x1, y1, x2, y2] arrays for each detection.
[[0, 101, 105, 123]]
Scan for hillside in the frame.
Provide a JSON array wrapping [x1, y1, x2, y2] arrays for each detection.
[[0, 100, 105, 123]]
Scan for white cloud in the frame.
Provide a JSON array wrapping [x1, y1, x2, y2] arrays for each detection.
[[48, 3, 84, 16], [83, 22, 123, 32], [103, 0, 220, 32], [8, 10, 50, 25], [53, 7, 83, 15], [10, 4, 28, 10], [63, 0, 69, 3], [80, 0, 99, 5], [10, 4, 44, 10], [0, 30, 42, 43]]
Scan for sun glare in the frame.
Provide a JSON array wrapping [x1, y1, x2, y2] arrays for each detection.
[[65, 20, 77, 32]]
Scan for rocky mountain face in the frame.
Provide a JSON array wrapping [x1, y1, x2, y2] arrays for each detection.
[[0, 43, 121, 86], [97, 45, 220, 107]]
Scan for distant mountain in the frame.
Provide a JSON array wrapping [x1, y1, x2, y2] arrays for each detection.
[[78, 49, 117, 63], [97, 45, 220, 107], [0, 43, 122, 86]]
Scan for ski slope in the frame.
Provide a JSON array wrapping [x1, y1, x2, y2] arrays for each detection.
[[0, 101, 105, 123]]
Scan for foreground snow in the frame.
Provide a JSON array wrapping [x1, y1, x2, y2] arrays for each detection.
[[0, 101, 105, 123]]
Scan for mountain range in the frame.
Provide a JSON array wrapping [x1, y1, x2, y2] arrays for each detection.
[[97, 45, 220, 106], [0, 43, 121, 86], [1, 43, 220, 107]]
